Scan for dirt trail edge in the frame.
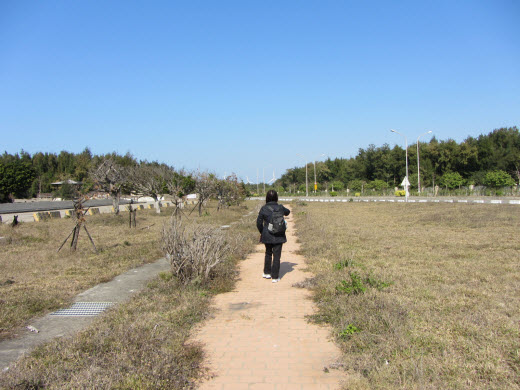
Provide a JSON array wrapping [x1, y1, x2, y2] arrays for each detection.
[[194, 206, 346, 390]]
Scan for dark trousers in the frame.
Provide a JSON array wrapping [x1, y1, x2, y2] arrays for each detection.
[[264, 243, 283, 279]]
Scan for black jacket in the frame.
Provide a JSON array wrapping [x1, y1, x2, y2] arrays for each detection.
[[256, 202, 291, 244]]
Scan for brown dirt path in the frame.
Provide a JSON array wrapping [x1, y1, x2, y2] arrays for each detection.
[[194, 206, 346, 389]]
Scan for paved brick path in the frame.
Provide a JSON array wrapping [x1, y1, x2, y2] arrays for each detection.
[[194, 208, 346, 389]]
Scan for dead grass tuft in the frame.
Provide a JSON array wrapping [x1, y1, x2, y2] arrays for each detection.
[[292, 276, 319, 289]]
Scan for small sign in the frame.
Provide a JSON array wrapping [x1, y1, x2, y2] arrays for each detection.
[[314, 183, 318, 190], [401, 177, 410, 187]]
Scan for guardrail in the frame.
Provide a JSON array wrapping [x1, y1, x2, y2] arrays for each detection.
[[1, 201, 175, 224]]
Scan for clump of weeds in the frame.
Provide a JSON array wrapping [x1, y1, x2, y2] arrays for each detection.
[[333, 257, 358, 270], [336, 272, 368, 295], [335, 272, 392, 295], [339, 324, 362, 339]]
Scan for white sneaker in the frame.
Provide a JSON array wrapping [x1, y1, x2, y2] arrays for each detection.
[[263, 274, 271, 279], [272, 278, 280, 283]]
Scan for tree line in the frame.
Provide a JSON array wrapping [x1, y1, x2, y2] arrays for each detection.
[[0, 149, 246, 214], [275, 127, 519, 195], [2, 127, 518, 203]]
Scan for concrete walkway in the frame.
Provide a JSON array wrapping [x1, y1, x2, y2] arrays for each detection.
[[0, 258, 170, 371], [194, 208, 346, 389]]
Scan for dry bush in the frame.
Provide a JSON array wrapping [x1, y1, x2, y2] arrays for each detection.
[[162, 218, 230, 285], [161, 202, 260, 286], [206, 206, 260, 293]]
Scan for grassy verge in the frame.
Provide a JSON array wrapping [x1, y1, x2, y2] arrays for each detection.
[[0, 201, 260, 388], [294, 202, 520, 389]]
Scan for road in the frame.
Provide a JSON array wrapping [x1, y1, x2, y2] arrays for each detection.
[[0, 199, 133, 214]]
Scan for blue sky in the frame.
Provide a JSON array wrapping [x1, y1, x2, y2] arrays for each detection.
[[1, 1, 519, 182]]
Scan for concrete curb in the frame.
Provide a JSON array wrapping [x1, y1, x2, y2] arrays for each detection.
[[256, 197, 520, 205], [1, 201, 176, 224]]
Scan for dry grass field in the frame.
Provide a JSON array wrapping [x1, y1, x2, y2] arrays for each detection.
[[1, 209, 163, 341], [0, 201, 259, 388], [0, 201, 256, 340], [294, 202, 520, 390]]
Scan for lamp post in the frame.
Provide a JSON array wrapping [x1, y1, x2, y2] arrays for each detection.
[[391, 129, 409, 202], [417, 131, 432, 193], [313, 153, 326, 194], [296, 153, 309, 197]]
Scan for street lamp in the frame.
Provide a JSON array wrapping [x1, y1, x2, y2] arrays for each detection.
[[417, 131, 432, 193], [296, 153, 309, 197], [313, 154, 326, 193], [391, 129, 409, 202]]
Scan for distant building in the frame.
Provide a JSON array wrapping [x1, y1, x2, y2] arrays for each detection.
[[51, 179, 82, 186], [185, 193, 199, 205]]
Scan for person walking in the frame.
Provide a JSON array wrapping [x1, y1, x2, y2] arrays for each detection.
[[256, 190, 290, 283]]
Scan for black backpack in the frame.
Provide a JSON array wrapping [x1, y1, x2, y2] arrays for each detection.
[[267, 205, 286, 235]]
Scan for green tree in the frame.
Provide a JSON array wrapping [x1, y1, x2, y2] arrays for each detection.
[[0, 158, 35, 201], [408, 173, 418, 190], [74, 147, 93, 181], [440, 172, 465, 189], [348, 179, 365, 192], [483, 170, 515, 188], [367, 179, 388, 192], [53, 181, 77, 200], [331, 180, 344, 191]]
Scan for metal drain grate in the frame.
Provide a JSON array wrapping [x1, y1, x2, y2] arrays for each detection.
[[50, 302, 114, 316]]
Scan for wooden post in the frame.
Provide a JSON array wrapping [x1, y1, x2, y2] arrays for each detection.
[[57, 197, 97, 253], [83, 225, 97, 253], [70, 225, 80, 250]]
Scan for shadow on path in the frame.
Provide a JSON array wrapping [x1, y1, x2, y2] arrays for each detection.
[[279, 262, 298, 279]]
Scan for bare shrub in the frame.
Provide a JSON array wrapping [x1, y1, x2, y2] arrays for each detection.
[[89, 158, 128, 215], [161, 217, 230, 285], [128, 163, 172, 213]]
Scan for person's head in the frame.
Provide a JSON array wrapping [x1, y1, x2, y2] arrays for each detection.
[[266, 189, 278, 203]]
